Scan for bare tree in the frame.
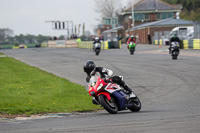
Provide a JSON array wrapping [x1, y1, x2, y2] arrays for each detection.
[[0, 28, 14, 43], [94, 0, 122, 17], [126, 0, 140, 9], [85, 30, 91, 37]]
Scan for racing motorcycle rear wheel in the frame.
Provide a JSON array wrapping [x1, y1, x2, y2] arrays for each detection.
[[98, 95, 118, 114], [130, 50, 134, 55], [130, 48, 135, 55], [95, 49, 100, 55], [172, 51, 178, 60], [172, 55, 177, 60]]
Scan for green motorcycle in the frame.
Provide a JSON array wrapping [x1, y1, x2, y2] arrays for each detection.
[[128, 42, 136, 55]]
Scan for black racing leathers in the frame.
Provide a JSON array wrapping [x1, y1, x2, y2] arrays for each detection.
[[169, 37, 180, 48], [169, 37, 180, 45], [86, 67, 133, 94]]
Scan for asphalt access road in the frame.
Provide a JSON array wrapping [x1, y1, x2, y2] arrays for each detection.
[[1, 45, 200, 133]]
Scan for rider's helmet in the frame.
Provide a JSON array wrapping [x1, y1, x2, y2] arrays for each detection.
[[130, 35, 134, 39], [173, 34, 177, 37], [83, 60, 96, 76], [95, 37, 99, 41]]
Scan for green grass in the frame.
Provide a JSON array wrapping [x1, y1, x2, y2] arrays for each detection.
[[0, 56, 100, 115], [0, 52, 4, 55]]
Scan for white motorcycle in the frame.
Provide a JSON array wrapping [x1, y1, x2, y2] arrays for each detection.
[[94, 43, 101, 56], [170, 42, 180, 60]]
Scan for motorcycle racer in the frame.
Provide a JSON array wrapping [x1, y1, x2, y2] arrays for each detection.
[[83, 60, 135, 98], [169, 34, 180, 54], [93, 37, 101, 50], [127, 35, 136, 44], [127, 35, 136, 49]]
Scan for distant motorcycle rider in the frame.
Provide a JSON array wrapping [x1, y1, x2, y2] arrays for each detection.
[[83, 60, 135, 98], [93, 37, 101, 50], [169, 34, 180, 54], [127, 35, 136, 49]]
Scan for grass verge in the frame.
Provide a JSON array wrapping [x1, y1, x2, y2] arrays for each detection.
[[0, 55, 100, 116]]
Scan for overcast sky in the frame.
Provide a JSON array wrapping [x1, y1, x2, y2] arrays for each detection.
[[0, 0, 131, 36]]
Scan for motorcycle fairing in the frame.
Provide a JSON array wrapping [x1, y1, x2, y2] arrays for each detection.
[[98, 83, 121, 102], [111, 90, 128, 110], [95, 43, 101, 48], [98, 92, 111, 100], [104, 83, 120, 93]]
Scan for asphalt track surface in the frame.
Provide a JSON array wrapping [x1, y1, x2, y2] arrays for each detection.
[[1, 45, 200, 133]]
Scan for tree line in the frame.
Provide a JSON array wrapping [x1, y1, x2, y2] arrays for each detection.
[[163, 0, 200, 21], [0, 28, 66, 45]]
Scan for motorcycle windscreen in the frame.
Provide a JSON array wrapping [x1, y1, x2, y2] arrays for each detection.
[[89, 73, 101, 87], [89, 75, 98, 87]]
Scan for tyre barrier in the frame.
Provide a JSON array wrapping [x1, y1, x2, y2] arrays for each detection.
[[193, 39, 200, 50], [183, 39, 200, 50], [78, 41, 108, 49], [183, 40, 189, 49], [78, 41, 121, 50], [154, 39, 200, 50], [155, 40, 158, 45], [154, 39, 163, 46]]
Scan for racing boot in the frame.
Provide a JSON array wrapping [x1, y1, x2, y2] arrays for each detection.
[[169, 48, 171, 54], [124, 85, 136, 99]]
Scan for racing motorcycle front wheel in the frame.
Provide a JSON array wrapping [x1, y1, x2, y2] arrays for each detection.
[[98, 95, 118, 114]]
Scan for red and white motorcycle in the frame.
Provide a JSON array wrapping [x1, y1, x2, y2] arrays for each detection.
[[88, 74, 141, 114]]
